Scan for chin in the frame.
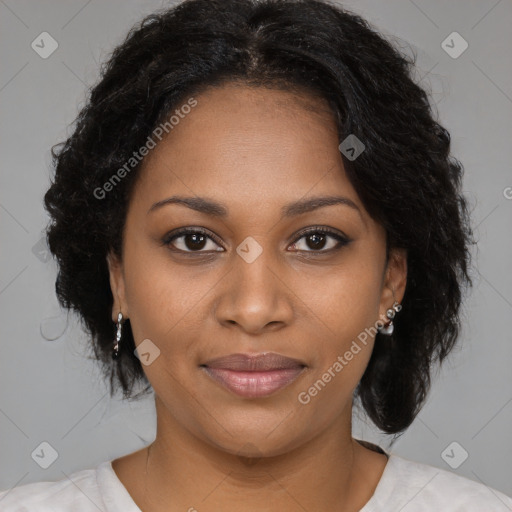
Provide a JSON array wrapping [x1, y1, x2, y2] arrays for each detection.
[[199, 414, 310, 460]]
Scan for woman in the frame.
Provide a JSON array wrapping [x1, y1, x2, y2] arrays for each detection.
[[1, 0, 510, 510]]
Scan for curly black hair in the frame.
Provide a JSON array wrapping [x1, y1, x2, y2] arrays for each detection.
[[44, 0, 474, 435]]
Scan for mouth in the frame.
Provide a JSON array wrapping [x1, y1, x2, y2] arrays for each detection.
[[200, 352, 307, 399]]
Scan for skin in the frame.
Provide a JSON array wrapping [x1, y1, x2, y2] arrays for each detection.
[[108, 82, 407, 512]]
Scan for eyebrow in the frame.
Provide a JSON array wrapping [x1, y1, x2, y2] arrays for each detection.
[[148, 194, 362, 220]]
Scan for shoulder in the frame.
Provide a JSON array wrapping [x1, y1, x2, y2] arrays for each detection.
[[371, 454, 512, 511], [0, 462, 108, 512]]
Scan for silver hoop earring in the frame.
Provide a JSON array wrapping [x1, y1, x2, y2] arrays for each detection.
[[112, 312, 123, 360], [377, 301, 402, 336]]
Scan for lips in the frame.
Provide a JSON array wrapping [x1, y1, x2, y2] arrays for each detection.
[[200, 352, 306, 398], [203, 352, 305, 371]]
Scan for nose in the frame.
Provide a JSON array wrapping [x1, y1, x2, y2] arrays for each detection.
[[214, 246, 294, 335]]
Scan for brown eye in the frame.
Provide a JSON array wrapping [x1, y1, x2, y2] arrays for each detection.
[[163, 228, 224, 253], [289, 228, 350, 253], [180, 232, 207, 251], [305, 232, 328, 250]]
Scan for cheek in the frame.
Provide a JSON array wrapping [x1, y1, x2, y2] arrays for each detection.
[[298, 253, 384, 393], [312, 256, 384, 340], [121, 237, 205, 353]]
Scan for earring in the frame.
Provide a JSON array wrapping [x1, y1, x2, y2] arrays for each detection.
[[112, 312, 123, 360], [377, 301, 402, 336]]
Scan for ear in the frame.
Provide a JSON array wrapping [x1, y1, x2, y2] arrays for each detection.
[[107, 251, 129, 322], [378, 247, 407, 320]]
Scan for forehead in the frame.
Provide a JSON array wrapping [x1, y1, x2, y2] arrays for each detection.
[[133, 83, 360, 214]]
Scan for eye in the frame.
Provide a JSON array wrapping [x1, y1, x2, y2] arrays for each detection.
[[163, 227, 224, 253], [289, 227, 350, 253], [162, 226, 351, 254]]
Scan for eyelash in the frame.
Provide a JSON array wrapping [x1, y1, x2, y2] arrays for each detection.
[[162, 226, 351, 255]]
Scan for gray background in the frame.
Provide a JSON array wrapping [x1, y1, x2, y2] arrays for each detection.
[[1, 0, 511, 499]]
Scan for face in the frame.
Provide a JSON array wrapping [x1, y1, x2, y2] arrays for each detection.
[[108, 83, 407, 458]]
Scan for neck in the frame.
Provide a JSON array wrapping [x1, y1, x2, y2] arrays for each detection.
[[130, 396, 386, 512]]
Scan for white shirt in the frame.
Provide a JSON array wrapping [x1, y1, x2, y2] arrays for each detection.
[[1, 453, 511, 511]]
